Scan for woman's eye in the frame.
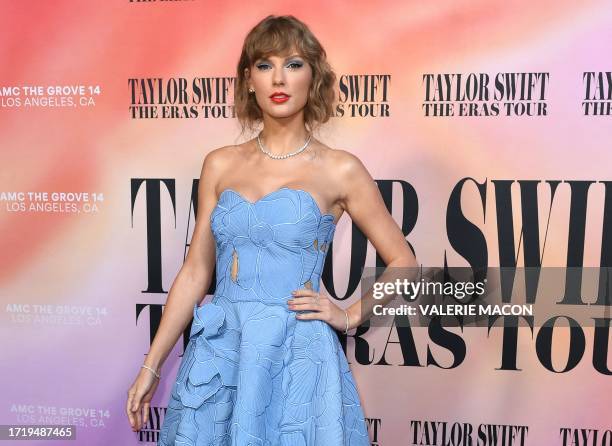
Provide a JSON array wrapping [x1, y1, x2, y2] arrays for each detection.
[[255, 61, 302, 70]]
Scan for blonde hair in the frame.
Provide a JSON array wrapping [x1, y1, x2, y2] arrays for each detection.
[[235, 15, 337, 137]]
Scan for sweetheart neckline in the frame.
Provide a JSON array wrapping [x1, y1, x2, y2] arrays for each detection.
[[218, 186, 338, 226]]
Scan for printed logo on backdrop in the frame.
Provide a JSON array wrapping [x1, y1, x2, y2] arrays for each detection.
[[0, 191, 103, 214], [408, 421, 612, 446], [560, 427, 612, 446], [128, 78, 236, 119], [333, 74, 391, 118], [422, 73, 549, 117], [583, 71, 612, 116], [0, 85, 100, 109], [410, 420, 528, 446]]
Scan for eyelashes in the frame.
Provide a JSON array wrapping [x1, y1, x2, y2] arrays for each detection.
[[255, 61, 303, 71]]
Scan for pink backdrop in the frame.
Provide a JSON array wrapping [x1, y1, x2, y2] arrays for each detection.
[[1, 1, 611, 445]]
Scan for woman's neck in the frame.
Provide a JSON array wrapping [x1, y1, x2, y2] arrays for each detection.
[[259, 116, 310, 155]]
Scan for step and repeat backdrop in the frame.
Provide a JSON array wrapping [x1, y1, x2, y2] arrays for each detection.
[[1, 1, 611, 445]]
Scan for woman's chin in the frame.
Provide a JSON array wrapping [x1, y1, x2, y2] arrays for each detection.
[[262, 108, 305, 120]]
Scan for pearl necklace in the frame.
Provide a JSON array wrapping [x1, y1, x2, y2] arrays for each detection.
[[257, 131, 312, 159]]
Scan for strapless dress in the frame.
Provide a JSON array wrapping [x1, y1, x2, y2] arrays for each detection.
[[158, 187, 369, 445]]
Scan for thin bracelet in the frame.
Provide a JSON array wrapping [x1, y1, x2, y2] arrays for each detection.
[[141, 364, 160, 379], [343, 309, 350, 334]]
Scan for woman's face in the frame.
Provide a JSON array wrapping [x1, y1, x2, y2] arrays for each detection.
[[246, 51, 313, 120]]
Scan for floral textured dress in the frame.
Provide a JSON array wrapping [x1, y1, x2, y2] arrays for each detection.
[[158, 187, 369, 445]]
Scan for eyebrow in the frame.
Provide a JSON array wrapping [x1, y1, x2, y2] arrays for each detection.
[[257, 54, 303, 61]]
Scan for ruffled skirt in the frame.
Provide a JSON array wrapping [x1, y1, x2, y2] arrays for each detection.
[[158, 298, 370, 445]]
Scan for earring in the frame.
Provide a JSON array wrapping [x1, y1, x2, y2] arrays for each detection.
[[248, 87, 255, 93]]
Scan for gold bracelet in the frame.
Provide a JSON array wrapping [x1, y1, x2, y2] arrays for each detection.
[[141, 364, 160, 379]]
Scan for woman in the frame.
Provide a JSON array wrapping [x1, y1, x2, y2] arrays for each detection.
[[126, 14, 417, 445]]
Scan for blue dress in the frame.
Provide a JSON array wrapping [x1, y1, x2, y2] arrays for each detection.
[[158, 187, 370, 445]]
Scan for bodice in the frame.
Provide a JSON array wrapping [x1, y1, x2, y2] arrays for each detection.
[[209, 187, 337, 304]]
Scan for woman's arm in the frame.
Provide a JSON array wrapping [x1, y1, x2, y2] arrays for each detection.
[[288, 149, 419, 331], [337, 150, 419, 329], [141, 148, 227, 375]]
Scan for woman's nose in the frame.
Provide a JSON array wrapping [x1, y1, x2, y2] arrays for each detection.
[[272, 67, 285, 85]]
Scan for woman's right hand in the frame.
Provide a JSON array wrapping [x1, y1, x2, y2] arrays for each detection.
[[126, 366, 160, 432]]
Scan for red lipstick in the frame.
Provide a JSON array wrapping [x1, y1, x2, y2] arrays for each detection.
[[270, 91, 290, 103]]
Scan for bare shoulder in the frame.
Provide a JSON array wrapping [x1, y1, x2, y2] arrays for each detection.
[[317, 144, 373, 201], [329, 148, 369, 177], [198, 145, 244, 197], [314, 141, 368, 174], [200, 145, 242, 177], [203, 144, 239, 166]]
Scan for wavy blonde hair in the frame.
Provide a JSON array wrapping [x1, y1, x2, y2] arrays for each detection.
[[235, 15, 337, 137]]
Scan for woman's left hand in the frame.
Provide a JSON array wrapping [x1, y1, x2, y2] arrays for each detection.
[[287, 288, 350, 332]]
